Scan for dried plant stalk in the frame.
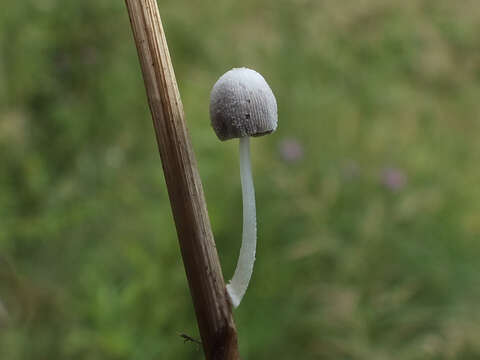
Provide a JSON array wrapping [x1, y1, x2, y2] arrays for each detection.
[[124, 1, 239, 359]]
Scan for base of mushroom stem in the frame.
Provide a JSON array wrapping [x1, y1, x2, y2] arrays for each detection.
[[226, 283, 241, 308]]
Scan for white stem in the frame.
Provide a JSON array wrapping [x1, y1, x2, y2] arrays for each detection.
[[226, 136, 257, 308]]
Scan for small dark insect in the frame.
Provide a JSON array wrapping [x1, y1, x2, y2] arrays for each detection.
[[178, 332, 202, 346]]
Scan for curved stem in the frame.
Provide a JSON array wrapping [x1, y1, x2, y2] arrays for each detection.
[[226, 136, 257, 308]]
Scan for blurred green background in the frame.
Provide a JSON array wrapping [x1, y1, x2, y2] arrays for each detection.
[[1, 0, 480, 359]]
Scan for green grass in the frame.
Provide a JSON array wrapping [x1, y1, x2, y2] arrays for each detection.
[[1, 0, 480, 359]]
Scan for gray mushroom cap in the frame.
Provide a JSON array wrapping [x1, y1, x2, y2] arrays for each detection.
[[209, 67, 278, 141]]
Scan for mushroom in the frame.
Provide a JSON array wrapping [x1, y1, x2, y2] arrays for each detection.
[[209, 67, 278, 308]]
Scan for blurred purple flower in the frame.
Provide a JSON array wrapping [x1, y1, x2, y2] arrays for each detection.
[[278, 138, 304, 163], [341, 160, 360, 181], [381, 166, 407, 191]]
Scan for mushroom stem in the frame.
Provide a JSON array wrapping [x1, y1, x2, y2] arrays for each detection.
[[227, 136, 257, 308]]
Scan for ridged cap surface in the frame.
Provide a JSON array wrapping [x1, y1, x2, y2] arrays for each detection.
[[209, 68, 278, 141]]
